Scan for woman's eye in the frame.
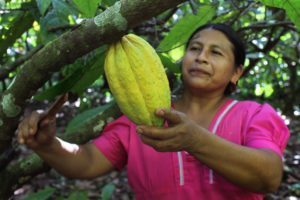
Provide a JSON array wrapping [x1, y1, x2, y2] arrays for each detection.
[[190, 47, 200, 51], [212, 50, 222, 55]]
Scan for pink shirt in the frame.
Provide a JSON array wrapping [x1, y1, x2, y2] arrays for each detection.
[[93, 99, 290, 200]]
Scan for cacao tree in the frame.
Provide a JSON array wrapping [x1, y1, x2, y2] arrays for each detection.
[[0, 0, 299, 199]]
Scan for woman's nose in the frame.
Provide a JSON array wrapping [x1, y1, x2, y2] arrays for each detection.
[[196, 49, 208, 63]]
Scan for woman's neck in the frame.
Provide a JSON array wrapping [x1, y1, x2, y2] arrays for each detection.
[[174, 90, 229, 119]]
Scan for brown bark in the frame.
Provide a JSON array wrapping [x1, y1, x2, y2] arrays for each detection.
[[0, 0, 187, 198], [0, 0, 187, 154], [0, 102, 121, 199]]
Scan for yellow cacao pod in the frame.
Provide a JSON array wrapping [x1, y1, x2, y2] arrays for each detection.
[[104, 34, 171, 127]]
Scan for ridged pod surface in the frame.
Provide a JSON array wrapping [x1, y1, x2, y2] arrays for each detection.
[[104, 34, 171, 127]]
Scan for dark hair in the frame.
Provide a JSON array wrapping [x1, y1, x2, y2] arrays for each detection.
[[185, 23, 246, 95]]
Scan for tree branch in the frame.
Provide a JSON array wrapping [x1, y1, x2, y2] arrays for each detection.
[[0, 3, 36, 59], [228, 2, 256, 26], [0, 0, 187, 159], [0, 102, 121, 199], [238, 21, 296, 32], [188, 0, 198, 15], [0, 45, 43, 81], [242, 28, 287, 77]]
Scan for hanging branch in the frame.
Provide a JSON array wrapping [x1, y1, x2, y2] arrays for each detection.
[[228, 2, 256, 26], [0, 0, 188, 197], [238, 21, 296, 32], [188, 0, 198, 15], [0, 0, 187, 160], [242, 28, 287, 77], [0, 102, 122, 199], [0, 45, 43, 81]]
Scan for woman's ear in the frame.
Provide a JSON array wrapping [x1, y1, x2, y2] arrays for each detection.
[[231, 66, 243, 84]]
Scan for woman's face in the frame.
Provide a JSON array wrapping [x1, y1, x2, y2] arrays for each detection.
[[182, 28, 242, 94]]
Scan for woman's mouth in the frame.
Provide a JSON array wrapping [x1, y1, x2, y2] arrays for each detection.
[[188, 68, 210, 76]]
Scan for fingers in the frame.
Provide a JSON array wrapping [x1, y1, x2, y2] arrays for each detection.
[[136, 108, 187, 140], [17, 94, 66, 147], [17, 111, 41, 144], [140, 135, 179, 152], [39, 117, 50, 127], [155, 108, 186, 125], [136, 125, 176, 140], [28, 111, 41, 135], [17, 130, 25, 144]]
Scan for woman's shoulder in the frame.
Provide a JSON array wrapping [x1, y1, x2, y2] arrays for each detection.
[[235, 99, 261, 108], [103, 114, 136, 131], [235, 99, 275, 110], [114, 114, 134, 123], [233, 99, 281, 119]]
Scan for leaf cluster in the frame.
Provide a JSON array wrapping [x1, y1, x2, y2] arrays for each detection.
[[0, 0, 299, 199]]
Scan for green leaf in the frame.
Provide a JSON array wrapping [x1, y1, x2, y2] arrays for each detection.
[[158, 53, 180, 73], [101, 183, 116, 200], [34, 64, 87, 101], [213, 10, 239, 23], [66, 190, 88, 200], [34, 47, 106, 100], [158, 5, 216, 52], [23, 187, 56, 200], [36, 0, 51, 16], [288, 183, 300, 191], [72, 0, 101, 18], [52, 0, 77, 20], [39, 14, 62, 45], [258, 0, 300, 30], [0, 0, 4, 8], [55, 197, 65, 200], [0, 11, 35, 58], [101, 0, 118, 7], [71, 47, 106, 94], [41, 9, 69, 29], [65, 102, 114, 133], [263, 83, 274, 97]]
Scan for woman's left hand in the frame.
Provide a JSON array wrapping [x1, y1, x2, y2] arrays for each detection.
[[136, 109, 203, 152]]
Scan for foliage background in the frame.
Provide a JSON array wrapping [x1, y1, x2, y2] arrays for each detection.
[[0, 0, 299, 199]]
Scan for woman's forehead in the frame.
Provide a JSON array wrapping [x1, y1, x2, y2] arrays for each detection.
[[190, 28, 233, 49]]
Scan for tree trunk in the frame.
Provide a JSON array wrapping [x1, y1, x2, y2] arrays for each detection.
[[0, 0, 186, 155], [0, 102, 121, 199], [0, 0, 187, 198]]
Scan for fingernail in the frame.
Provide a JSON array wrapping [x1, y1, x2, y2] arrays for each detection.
[[156, 109, 164, 116], [136, 127, 143, 134], [42, 119, 49, 126]]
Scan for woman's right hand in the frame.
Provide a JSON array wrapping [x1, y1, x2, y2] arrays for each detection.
[[17, 94, 67, 150], [17, 112, 57, 150]]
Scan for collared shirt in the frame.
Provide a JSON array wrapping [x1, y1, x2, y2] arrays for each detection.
[[93, 99, 290, 200]]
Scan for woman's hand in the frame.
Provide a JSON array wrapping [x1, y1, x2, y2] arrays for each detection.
[[136, 109, 203, 152], [17, 94, 68, 150], [17, 111, 57, 150]]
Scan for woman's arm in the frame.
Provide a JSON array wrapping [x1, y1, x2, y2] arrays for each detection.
[[18, 110, 114, 179], [137, 109, 283, 193], [189, 129, 282, 193], [34, 137, 115, 179]]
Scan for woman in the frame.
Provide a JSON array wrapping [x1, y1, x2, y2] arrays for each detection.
[[18, 23, 290, 200]]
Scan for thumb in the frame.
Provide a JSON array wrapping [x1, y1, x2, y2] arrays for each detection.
[[155, 108, 185, 125], [39, 115, 56, 128]]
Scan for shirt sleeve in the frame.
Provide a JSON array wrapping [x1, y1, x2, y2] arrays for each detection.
[[245, 103, 290, 157], [92, 116, 130, 170]]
